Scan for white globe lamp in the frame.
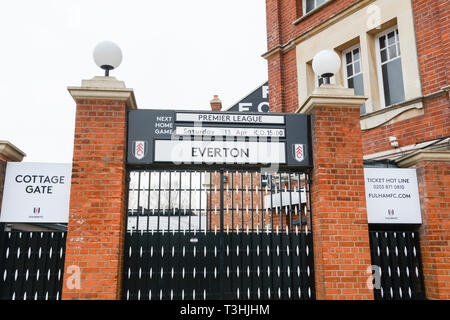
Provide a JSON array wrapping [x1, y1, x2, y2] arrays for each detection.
[[312, 49, 341, 85], [93, 41, 123, 76]]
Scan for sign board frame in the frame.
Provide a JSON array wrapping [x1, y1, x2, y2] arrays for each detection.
[[0, 162, 72, 223], [127, 109, 312, 169], [364, 168, 422, 224]]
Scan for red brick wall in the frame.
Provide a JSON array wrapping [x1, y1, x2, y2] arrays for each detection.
[[412, 0, 449, 96], [0, 155, 7, 213], [309, 104, 373, 300], [266, 0, 360, 112], [268, 50, 299, 113], [266, 0, 359, 50], [62, 99, 128, 300], [416, 161, 450, 299], [266, 0, 449, 154]]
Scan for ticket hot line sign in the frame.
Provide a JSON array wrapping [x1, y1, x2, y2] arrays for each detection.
[[127, 110, 312, 168]]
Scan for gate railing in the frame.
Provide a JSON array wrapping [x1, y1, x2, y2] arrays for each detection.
[[122, 169, 316, 300], [369, 230, 426, 300], [0, 230, 67, 300]]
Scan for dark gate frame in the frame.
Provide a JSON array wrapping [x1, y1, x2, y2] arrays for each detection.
[[122, 168, 316, 300], [0, 229, 66, 300], [369, 230, 426, 300]]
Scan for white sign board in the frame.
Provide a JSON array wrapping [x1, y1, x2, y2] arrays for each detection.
[[0, 162, 72, 223], [175, 112, 285, 124], [364, 168, 422, 224], [154, 140, 286, 164], [263, 191, 307, 209]]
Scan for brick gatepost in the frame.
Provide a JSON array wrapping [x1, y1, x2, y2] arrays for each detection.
[[297, 85, 374, 300], [62, 76, 136, 299], [0, 141, 26, 211], [398, 150, 450, 300]]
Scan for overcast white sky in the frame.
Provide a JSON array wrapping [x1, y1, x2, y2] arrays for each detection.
[[0, 0, 268, 163]]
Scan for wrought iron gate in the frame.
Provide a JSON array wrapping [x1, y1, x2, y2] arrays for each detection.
[[369, 230, 426, 300], [122, 169, 315, 300], [0, 230, 67, 300]]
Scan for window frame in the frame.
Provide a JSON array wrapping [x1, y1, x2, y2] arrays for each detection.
[[342, 44, 363, 91], [303, 0, 329, 15], [342, 44, 366, 114], [375, 25, 404, 108]]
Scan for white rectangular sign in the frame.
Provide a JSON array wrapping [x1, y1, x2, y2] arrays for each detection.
[[154, 140, 286, 164], [364, 168, 422, 224], [176, 112, 285, 124], [0, 162, 72, 223], [263, 191, 307, 209], [175, 126, 285, 138]]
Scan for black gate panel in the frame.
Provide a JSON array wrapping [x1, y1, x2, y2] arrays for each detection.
[[122, 169, 315, 300], [0, 230, 66, 300], [369, 231, 425, 300], [123, 230, 314, 300]]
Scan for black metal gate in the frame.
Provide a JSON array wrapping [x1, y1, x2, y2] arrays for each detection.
[[122, 169, 315, 300], [0, 230, 67, 300], [369, 230, 426, 300]]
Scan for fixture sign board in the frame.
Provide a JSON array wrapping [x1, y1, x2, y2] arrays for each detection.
[[0, 162, 72, 223], [127, 109, 311, 167], [154, 140, 286, 164], [364, 168, 422, 224]]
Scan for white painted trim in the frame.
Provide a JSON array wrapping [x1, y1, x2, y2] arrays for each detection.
[[363, 138, 450, 161]]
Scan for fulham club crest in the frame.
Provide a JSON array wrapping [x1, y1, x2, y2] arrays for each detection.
[[293, 144, 305, 162], [133, 140, 147, 160], [386, 208, 398, 220]]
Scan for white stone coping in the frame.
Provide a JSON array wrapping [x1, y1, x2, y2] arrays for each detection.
[[396, 150, 450, 168], [67, 76, 137, 109], [0, 141, 26, 162], [296, 84, 367, 114]]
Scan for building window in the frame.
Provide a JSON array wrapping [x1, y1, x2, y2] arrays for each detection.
[[343, 45, 366, 114], [376, 27, 405, 107], [303, 0, 328, 14]]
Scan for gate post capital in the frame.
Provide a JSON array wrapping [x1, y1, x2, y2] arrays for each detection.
[[296, 84, 367, 115], [67, 76, 137, 109], [298, 85, 374, 300]]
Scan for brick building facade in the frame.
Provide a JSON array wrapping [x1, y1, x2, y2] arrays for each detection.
[[264, 0, 449, 299]]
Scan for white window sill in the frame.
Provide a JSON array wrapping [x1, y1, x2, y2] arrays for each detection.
[[360, 97, 424, 130]]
